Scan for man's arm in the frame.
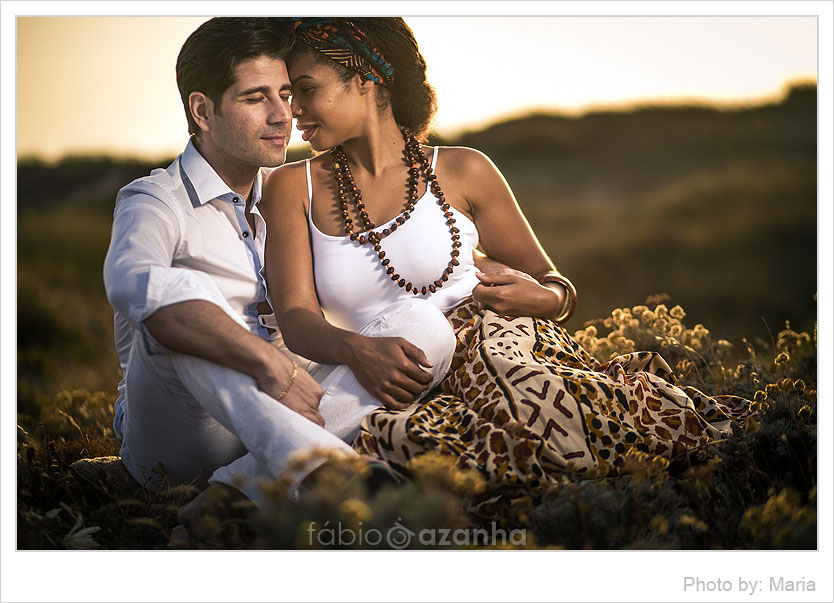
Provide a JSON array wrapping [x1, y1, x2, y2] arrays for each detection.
[[471, 250, 569, 320], [144, 300, 325, 426], [473, 248, 514, 274], [103, 194, 324, 425]]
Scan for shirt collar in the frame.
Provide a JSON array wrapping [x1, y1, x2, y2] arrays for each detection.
[[251, 169, 264, 206], [180, 138, 264, 206]]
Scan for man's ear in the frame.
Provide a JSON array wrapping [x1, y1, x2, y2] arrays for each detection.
[[189, 91, 213, 134]]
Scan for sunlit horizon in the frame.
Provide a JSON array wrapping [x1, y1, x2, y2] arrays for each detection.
[[16, 78, 817, 163], [16, 16, 818, 161]]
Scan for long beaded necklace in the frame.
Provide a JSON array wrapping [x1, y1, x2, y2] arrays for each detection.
[[330, 127, 461, 295]]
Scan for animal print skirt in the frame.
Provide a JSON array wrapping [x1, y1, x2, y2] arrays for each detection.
[[352, 299, 752, 502]]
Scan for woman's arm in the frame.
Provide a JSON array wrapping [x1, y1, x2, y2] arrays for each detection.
[[260, 162, 434, 409], [445, 148, 575, 320]]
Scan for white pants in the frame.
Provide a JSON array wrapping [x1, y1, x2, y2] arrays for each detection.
[[118, 298, 455, 503]]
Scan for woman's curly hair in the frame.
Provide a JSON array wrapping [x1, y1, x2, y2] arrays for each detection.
[[289, 17, 437, 141]]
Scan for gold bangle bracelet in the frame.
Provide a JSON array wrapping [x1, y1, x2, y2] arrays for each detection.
[[274, 360, 298, 402], [536, 272, 578, 324]]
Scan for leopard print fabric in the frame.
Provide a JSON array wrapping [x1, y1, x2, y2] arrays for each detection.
[[353, 299, 752, 496]]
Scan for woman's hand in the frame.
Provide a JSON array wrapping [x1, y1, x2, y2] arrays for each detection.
[[342, 334, 435, 411], [473, 271, 565, 318]]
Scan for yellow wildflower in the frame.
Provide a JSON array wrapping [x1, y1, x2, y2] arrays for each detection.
[[338, 497, 372, 523], [678, 514, 708, 532], [652, 318, 668, 333], [649, 515, 670, 536]]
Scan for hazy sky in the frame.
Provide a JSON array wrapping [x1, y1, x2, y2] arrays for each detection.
[[15, 15, 817, 160]]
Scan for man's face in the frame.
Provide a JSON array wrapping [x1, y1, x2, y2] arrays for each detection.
[[203, 55, 293, 170]]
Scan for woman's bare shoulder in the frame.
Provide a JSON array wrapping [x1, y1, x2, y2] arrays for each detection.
[[262, 159, 314, 212], [434, 145, 495, 171], [265, 157, 309, 186]]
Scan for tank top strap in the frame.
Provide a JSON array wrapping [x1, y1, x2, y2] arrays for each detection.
[[305, 159, 313, 204], [431, 146, 439, 171]]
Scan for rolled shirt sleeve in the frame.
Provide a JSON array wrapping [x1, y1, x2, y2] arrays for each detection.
[[103, 193, 227, 328]]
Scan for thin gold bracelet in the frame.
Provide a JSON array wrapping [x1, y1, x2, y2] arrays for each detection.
[[536, 272, 578, 324], [274, 360, 298, 402]]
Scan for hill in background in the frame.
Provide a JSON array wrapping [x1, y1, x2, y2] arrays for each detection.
[[17, 84, 817, 421], [442, 84, 816, 343]]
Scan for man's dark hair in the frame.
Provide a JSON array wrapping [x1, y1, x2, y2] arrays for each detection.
[[176, 17, 294, 136]]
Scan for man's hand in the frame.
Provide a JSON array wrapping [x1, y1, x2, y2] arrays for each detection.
[[254, 353, 325, 427], [473, 271, 564, 318], [144, 300, 326, 425], [343, 334, 434, 411]]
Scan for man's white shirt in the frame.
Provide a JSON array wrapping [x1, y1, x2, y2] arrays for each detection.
[[103, 139, 280, 437]]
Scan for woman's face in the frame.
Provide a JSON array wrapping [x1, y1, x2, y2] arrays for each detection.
[[288, 51, 365, 151]]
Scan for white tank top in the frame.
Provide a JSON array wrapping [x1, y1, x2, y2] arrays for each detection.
[[307, 148, 480, 332]]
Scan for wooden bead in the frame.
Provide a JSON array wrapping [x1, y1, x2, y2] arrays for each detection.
[[331, 130, 460, 298]]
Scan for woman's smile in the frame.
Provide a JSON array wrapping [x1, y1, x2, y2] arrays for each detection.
[[296, 123, 319, 142]]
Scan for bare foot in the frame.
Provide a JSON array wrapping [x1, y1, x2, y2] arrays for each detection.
[[167, 482, 252, 548]]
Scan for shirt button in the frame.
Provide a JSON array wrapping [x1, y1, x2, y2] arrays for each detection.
[[233, 197, 240, 203], [242, 231, 249, 238]]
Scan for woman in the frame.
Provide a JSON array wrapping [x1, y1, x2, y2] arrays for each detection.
[[261, 18, 751, 503]]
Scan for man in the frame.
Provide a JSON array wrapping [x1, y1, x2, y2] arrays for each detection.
[[103, 17, 453, 544]]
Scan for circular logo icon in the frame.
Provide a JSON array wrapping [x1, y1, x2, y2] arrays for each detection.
[[386, 519, 415, 549]]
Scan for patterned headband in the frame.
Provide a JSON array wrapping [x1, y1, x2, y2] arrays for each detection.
[[292, 18, 395, 85]]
